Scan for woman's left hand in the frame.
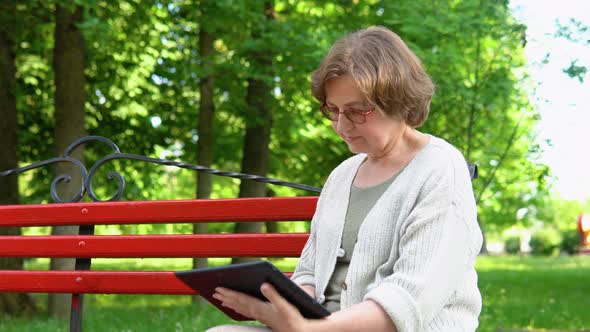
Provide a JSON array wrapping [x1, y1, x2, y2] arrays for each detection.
[[213, 283, 310, 332]]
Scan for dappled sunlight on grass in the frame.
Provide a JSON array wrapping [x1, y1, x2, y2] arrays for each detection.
[[87, 294, 193, 308], [476, 256, 590, 331], [475, 255, 590, 271]]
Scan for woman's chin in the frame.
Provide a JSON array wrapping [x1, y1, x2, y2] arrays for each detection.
[[345, 142, 364, 154]]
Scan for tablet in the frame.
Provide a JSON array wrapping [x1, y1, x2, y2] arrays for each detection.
[[175, 261, 331, 321]]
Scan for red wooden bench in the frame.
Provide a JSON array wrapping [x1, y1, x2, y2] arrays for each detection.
[[0, 196, 317, 331]]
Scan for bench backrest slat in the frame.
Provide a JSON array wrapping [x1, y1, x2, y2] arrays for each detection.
[[0, 196, 318, 227], [0, 234, 309, 258], [0, 270, 205, 294], [0, 270, 294, 295]]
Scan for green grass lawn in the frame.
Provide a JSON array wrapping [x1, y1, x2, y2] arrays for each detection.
[[477, 256, 590, 332], [1, 256, 589, 332]]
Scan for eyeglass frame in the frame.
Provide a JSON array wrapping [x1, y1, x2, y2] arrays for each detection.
[[319, 102, 376, 124]]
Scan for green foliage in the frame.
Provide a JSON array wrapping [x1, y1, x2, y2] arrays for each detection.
[[563, 60, 588, 83], [529, 228, 562, 256], [560, 228, 581, 255], [504, 235, 521, 255], [555, 18, 589, 83], [535, 196, 590, 232]]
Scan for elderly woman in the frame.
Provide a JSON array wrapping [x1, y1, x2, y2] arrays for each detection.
[[208, 26, 483, 332]]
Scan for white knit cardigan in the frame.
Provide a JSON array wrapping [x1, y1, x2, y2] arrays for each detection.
[[291, 136, 483, 332]]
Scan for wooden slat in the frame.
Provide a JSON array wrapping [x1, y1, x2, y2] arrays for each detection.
[[0, 233, 309, 258], [0, 271, 192, 294], [0, 270, 295, 294], [0, 196, 318, 227]]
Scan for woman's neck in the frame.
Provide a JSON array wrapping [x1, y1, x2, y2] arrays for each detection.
[[365, 127, 425, 166], [354, 128, 429, 188]]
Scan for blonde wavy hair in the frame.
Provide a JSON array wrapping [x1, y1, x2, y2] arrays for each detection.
[[311, 26, 435, 128]]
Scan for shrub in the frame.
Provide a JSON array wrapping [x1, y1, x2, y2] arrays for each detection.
[[560, 228, 581, 255], [504, 235, 521, 254], [529, 228, 562, 256]]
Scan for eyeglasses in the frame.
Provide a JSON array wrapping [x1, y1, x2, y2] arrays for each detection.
[[319, 102, 375, 124]]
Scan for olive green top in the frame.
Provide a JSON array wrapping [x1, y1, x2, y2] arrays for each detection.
[[323, 173, 398, 313]]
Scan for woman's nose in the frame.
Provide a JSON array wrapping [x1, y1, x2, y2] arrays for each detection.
[[336, 113, 353, 131]]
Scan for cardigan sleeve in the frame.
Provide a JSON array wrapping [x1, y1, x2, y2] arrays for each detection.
[[290, 172, 334, 288], [290, 220, 317, 287], [363, 159, 481, 332]]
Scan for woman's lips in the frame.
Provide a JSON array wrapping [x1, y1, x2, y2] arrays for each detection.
[[342, 136, 359, 143]]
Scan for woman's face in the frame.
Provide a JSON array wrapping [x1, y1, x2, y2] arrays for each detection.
[[324, 75, 407, 156]]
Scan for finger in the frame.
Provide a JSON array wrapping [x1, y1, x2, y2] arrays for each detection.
[[215, 287, 250, 305], [213, 288, 267, 319], [215, 287, 240, 297], [214, 289, 245, 307], [260, 283, 297, 313], [212, 287, 235, 305]]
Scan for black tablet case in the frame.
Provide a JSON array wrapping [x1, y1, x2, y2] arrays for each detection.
[[175, 261, 331, 321]]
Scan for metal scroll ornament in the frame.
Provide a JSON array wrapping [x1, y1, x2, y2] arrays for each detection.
[[0, 136, 322, 203]]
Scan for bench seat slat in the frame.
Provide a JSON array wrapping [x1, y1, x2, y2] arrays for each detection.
[[0, 233, 309, 258], [0, 196, 317, 227]]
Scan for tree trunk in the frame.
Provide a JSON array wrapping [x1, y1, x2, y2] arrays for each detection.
[[232, 1, 275, 264], [265, 188, 278, 233], [193, 3, 215, 305], [0, 0, 37, 316], [49, 3, 87, 320]]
